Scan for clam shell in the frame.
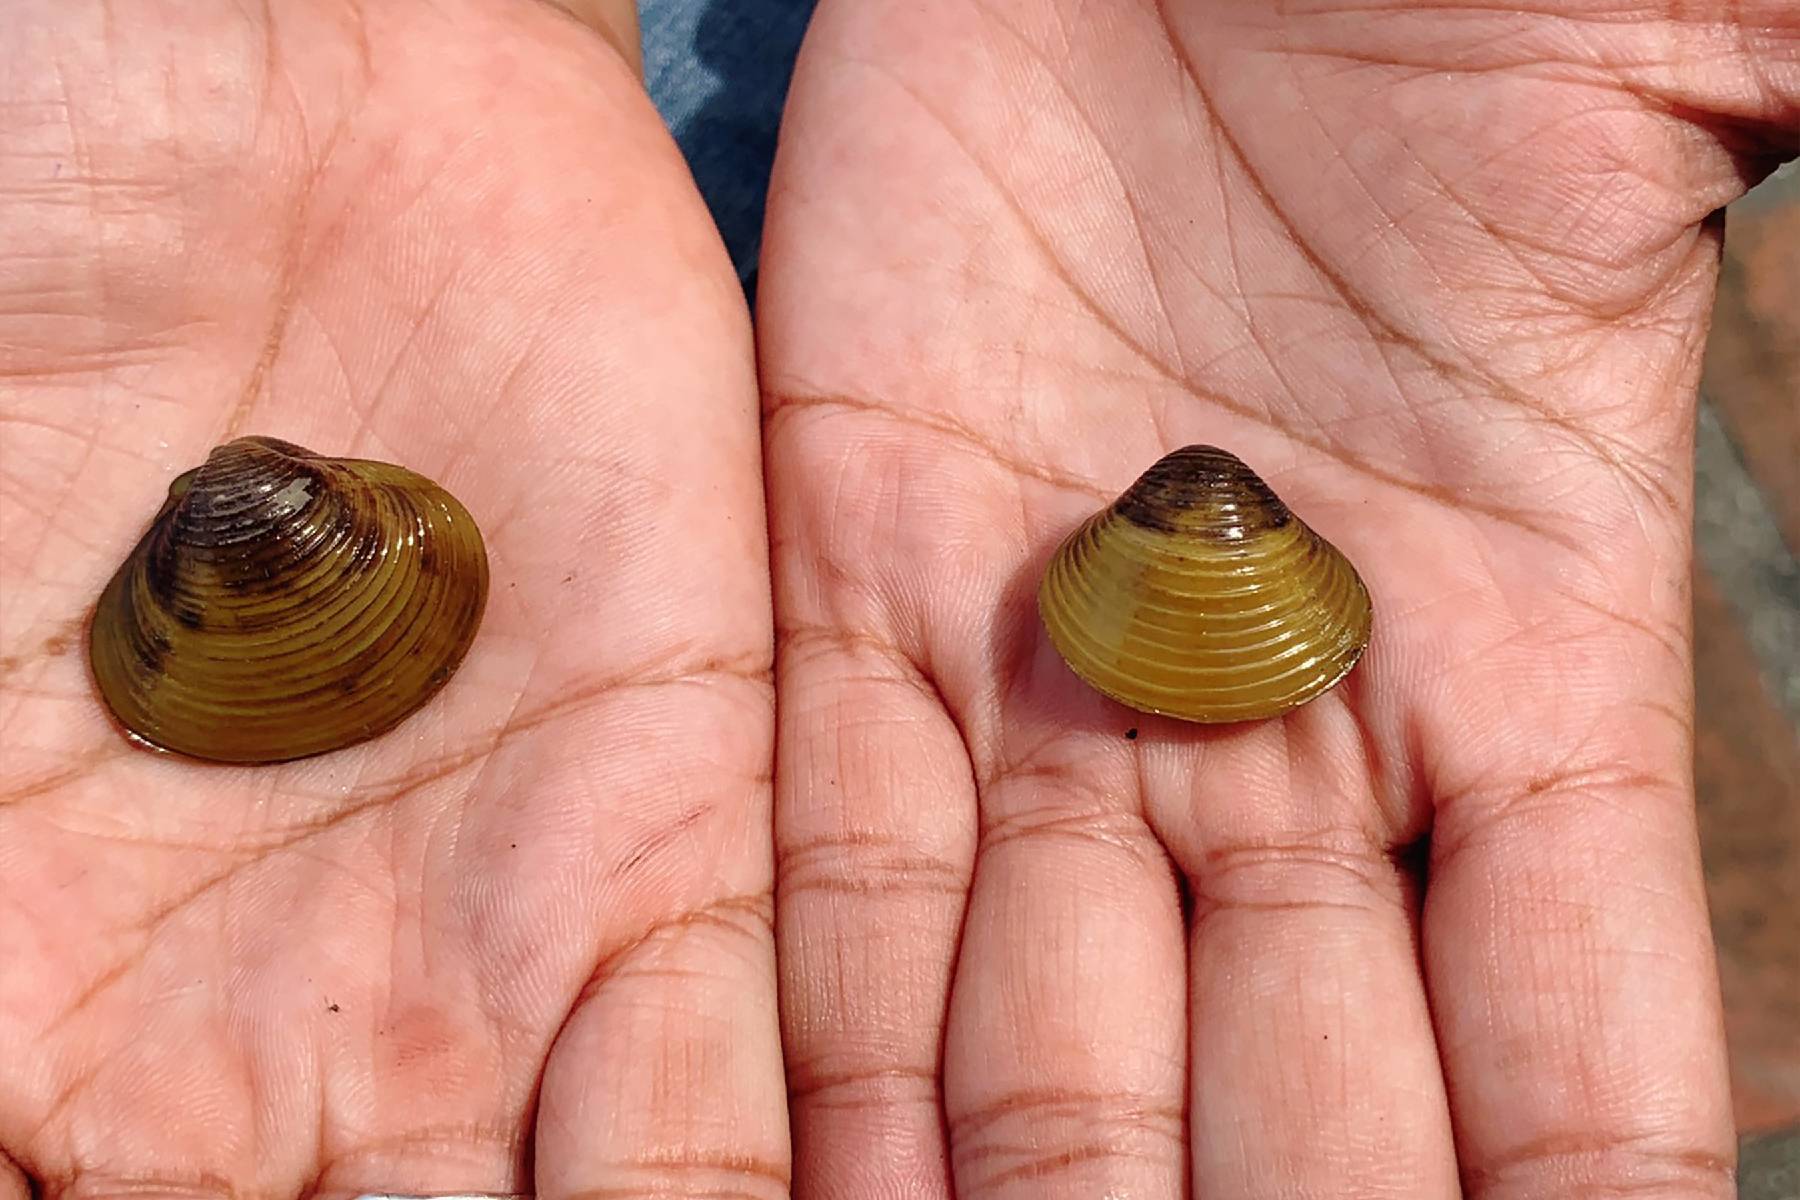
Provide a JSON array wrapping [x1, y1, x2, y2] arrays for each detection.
[[1038, 445, 1370, 723], [89, 436, 489, 763]]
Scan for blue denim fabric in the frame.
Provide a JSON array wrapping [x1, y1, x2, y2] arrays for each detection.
[[640, 0, 819, 293]]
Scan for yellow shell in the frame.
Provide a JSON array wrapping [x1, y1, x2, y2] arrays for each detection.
[[1038, 445, 1371, 723], [89, 436, 489, 763]]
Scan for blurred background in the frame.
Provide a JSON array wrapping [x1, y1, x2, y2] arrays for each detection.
[[636, 1, 1800, 1189], [1695, 161, 1800, 1194]]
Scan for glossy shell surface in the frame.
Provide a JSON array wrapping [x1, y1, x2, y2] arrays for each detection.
[[89, 436, 489, 763], [1038, 444, 1371, 723]]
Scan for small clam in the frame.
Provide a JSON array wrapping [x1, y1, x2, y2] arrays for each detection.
[[1038, 444, 1371, 723], [88, 436, 489, 763]]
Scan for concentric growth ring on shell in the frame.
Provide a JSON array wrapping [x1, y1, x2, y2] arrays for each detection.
[[1038, 444, 1371, 723], [89, 436, 489, 763]]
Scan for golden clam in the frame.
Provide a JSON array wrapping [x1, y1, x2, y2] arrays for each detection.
[[1038, 444, 1371, 723], [88, 436, 489, 763]]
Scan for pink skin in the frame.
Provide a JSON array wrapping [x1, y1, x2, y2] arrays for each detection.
[[761, 2, 1796, 1197], [1, 1, 1795, 1198], [2, 2, 784, 1198]]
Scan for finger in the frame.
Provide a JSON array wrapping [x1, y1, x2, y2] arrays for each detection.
[[1426, 723, 1736, 1196], [0, 1154, 25, 1200], [540, 0, 642, 78], [1620, 0, 1800, 171], [1145, 704, 1461, 1197], [942, 743, 1187, 1199], [534, 882, 788, 1200], [772, 619, 976, 1189]]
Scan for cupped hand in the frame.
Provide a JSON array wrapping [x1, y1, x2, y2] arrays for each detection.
[[760, 2, 1798, 1195], [1, 2, 785, 1197]]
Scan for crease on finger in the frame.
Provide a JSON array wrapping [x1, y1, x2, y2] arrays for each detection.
[[1181, 819, 1457, 1197], [32, 1168, 235, 1200], [537, 891, 789, 1200], [945, 805, 1187, 1198], [1422, 762, 1735, 1200], [773, 633, 975, 1199]]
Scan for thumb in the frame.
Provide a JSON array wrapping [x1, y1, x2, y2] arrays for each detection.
[[542, 0, 643, 78]]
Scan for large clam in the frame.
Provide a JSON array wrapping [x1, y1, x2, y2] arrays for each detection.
[[88, 436, 489, 763], [1038, 444, 1371, 724]]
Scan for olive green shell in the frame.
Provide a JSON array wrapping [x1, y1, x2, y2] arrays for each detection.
[[1038, 445, 1371, 723], [89, 436, 489, 763]]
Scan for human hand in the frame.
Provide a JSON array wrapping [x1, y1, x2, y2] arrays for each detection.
[[761, 2, 1798, 1195], [0, 2, 785, 1196]]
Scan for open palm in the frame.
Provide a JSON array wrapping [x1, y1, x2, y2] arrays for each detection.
[[0, 3, 784, 1197], [761, 2, 1797, 1195]]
